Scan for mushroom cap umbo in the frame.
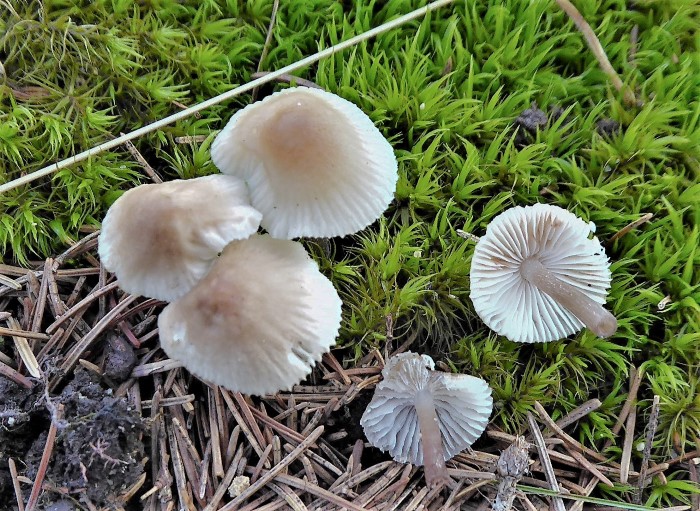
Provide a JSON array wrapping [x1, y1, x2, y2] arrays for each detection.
[[360, 352, 492, 465], [469, 203, 612, 343], [98, 175, 261, 302], [210, 87, 398, 239], [157, 234, 342, 395]]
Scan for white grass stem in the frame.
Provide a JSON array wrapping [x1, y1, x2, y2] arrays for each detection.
[[0, 0, 455, 194]]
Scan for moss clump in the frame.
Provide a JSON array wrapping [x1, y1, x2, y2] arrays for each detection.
[[1, 0, 698, 506]]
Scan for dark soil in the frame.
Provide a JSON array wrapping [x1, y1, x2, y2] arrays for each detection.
[[0, 378, 39, 503], [329, 390, 393, 467], [0, 368, 145, 510], [515, 104, 548, 133]]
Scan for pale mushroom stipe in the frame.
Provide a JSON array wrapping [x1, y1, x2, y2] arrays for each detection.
[[210, 87, 398, 239], [361, 352, 493, 488], [469, 203, 617, 343], [157, 234, 342, 396], [98, 175, 261, 302]]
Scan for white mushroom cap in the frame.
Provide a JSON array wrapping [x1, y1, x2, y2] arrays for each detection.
[[210, 87, 398, 239], [98, 175, 262, 302], [157, 234, 342, 395], [360, 352, 493, 466], [469, 203, 613, 343]]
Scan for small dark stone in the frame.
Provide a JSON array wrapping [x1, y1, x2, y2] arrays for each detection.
[[103, 334, 137, 382], [596, 118, 621, 137], [514, 104, 549, 147], [515, 105, 548, 134]]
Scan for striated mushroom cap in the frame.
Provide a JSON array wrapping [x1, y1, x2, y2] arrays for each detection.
[[210, 87, 398, 239], [98, 175, 261, 302], [360, 352, 492, 465], [469, 203, 612, 343], [157, 234, 342, 395]]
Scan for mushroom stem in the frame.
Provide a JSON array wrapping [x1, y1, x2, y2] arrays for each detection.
[[520, 258, 617, 338], [415, 387, 450, 488]]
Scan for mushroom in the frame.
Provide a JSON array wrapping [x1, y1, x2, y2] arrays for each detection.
[[157, 234, 342, 395], [210, 86, 398, 239], [360, 352, 493, 488], [98, 175, 261, 302], [469, 203, 617, 343]]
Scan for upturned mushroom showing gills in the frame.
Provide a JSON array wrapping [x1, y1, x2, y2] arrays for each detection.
[[210, 87, 398, 239], [98, 175, 262, 302], [470, 203, 617, 343], [360, 352, 492, 488], [157, 234, 342, 396]]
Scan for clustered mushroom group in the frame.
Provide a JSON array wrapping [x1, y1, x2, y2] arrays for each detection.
[[99, 87, 398, 395], [98, 86, 619, 488]]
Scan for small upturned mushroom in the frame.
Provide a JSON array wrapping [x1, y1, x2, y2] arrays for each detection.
[[469, 203, 617, 343], [98, 175, 261, 302], [157, 234, 342, 395], [360, 352, 493, 488], [210, 87, 398, 239]]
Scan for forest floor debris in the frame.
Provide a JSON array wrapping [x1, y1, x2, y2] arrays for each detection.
[[0, 237, 696, 510]]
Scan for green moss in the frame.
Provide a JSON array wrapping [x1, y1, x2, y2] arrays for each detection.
[[1, 0, 698, 505]]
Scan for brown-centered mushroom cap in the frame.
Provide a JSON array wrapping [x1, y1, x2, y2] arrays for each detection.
[[469, 203, 617, 343], [157, 234, 342, 395], [98, 175, 261, 302], [210, 87, 398, 239]]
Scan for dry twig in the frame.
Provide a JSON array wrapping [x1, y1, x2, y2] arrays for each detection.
[[527, 412, 566, 511], [554, 0, 637, 106], [9, 458, 24, 511], [251, 0, 280, 101], [25, 404, 63, 511], [608, 213, 653, 245], [635, 395, 660, 502], [222, 426, 325, 509], [122, 136, 163, 183]]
